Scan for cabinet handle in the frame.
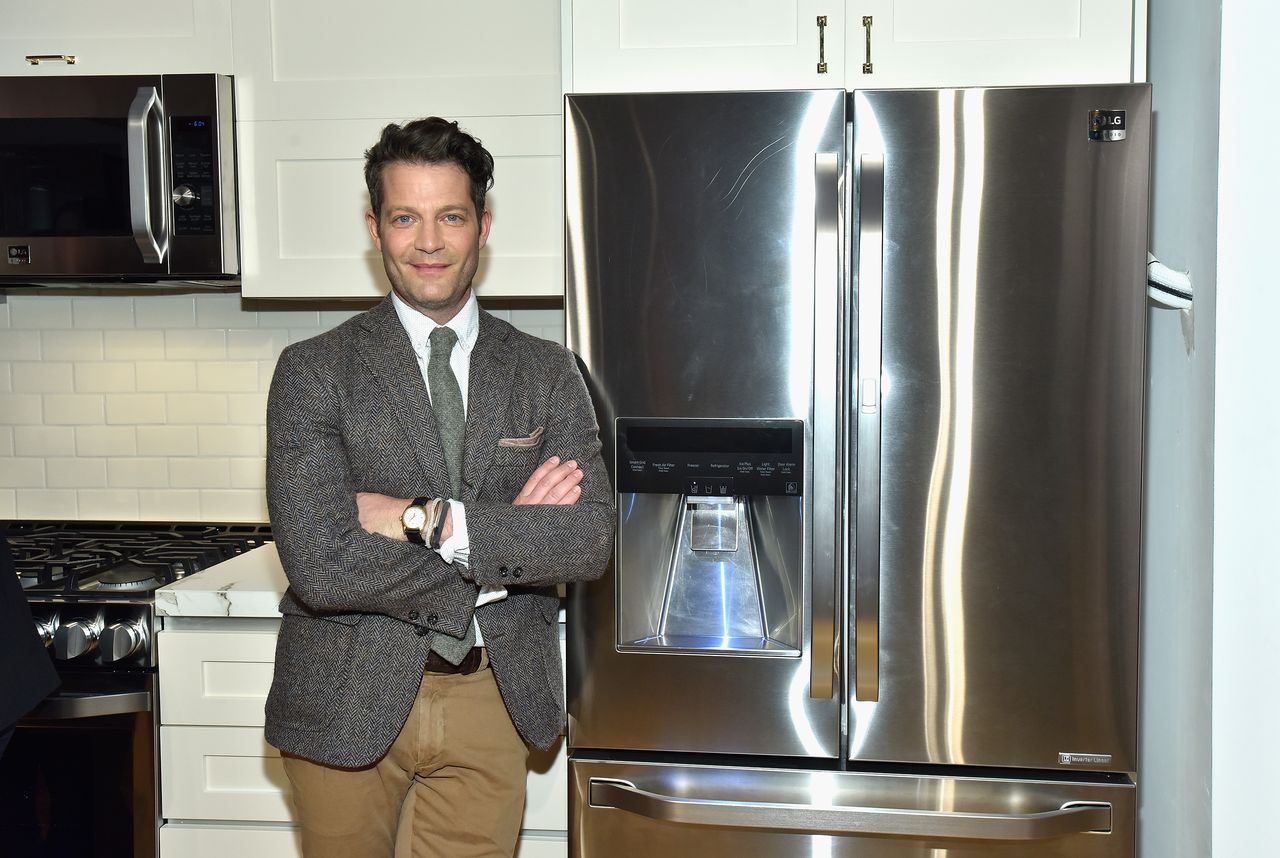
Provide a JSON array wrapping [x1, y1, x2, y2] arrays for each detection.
[[816, 16, 829, 74], [25, 54, 78, 65], [862, 16, 874, 74]]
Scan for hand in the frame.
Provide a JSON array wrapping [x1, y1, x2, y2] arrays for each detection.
[[356, 492, 413, 540], [514, 456, 584, 506]]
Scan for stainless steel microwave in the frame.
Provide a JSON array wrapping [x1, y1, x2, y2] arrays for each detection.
[[0, 74, 237, 284]]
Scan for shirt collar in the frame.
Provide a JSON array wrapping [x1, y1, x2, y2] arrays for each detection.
[[390, 289, 480, 357]]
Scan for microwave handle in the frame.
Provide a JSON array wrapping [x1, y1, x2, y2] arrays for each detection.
[[127, 86, 170, 264]]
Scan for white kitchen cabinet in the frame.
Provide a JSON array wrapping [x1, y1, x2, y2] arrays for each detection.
[[567, 0, 844, 93], [565, 0, 1141, 94], [845, 0, 1142, 89], [238, 115, 563, 300], [0, 0, 232, 76], [160, 724, 295, 822], [230, 0, 560, 121], [160, 823, 302, 857], [158, 628, 277, 726]]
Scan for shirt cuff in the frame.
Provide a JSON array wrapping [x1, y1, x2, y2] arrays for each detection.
[[436, 499, 468, 566]]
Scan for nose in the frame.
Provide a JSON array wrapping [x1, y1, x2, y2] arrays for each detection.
[[414, 220, 444, 253]]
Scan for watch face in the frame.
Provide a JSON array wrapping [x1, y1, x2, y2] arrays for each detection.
[[403, 505, 427, 530]]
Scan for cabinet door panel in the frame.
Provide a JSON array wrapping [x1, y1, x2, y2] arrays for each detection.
[[570, 0, 843, 92], [0, 0, 231, 75], [161, 823, 302, 858], [231, 0, 560, 120], [846, 0, 1136, 88], [239, 116, 562, 299], [158, 629, 278, 727], [161, 725, 295, 822]]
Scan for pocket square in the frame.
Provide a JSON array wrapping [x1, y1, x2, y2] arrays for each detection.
[[497, 426, 545, 448]]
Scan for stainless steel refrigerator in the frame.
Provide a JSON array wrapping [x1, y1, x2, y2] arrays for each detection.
[[565, 85, 1149, 857]]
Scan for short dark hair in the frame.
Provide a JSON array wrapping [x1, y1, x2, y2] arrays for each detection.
[[363, 117, 495, 221]]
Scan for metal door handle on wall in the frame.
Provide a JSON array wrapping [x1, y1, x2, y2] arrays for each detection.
[[25, 54, 77, 65], [817, 16, 829, 73], [854, 155, 884, 701], [862, 16, 874, 73], [589, 780, 1113, 839]]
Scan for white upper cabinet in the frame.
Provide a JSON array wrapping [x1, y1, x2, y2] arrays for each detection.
[[0, 0, 232, 75], [846, 0, 1139, 89], [568, 0, 844, 93], [231, 0, 561, 121], [239, 114, 562, 300]]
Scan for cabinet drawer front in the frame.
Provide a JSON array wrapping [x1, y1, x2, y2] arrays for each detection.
[[159, 630, 278, 726], [161, 725, 294, 822], [515, 832, 568, 858], [161, 823, 302, 858]]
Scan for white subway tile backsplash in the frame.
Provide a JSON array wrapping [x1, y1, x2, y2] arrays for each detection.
[[136, 361, 197, 392], [78, 489, 140, 519], [229, 458, 266, 489], [197, 362, 258, 392], [139, 489, 201, 520], [10, 296, 72, 328], [48, 458, 106, 489], [75, 426, 137, 456], [200, 489, 267, 522], [0, 330, 41, 360], [198, 425, 261, 456], [137, 426, 198, 456], [0, 364, 9, 393], [0, 393, 43, 424], [43, 330, 104, 361], [510, 308, 562, 329], [12, 362, 73, 393], [0, 458, 44, 488], [227, 329, 289, 360], [104, 330, 166, 360], [258, 308, 320, 328], [227, 393, 268, 425], [165, 329, 226, 360], [0, 301, 9, 328], [72, 297, 134, 329], [14, 426, 74, 456], [0, 490, 14, 518], [196, 294, 255, 329], [258, 361, 278, 392], [105, 394, 166, 425], [16, 489, 77, 518], [318, 308, 366, 328], [0, 427, 12, 456], [107, 458, 169, 488], [75, 363, 136, 393], [135, 296, 195, 328], [171, 458, 230, 488], [167, 393, 228, 424], [43, 394, 105, 425]]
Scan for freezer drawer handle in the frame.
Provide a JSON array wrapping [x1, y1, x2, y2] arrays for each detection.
[[589, 779, 1112, 840]]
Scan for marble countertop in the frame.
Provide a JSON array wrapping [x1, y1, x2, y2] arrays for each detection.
[[156, 543, 568, 622], [156, 543, 287, 618]]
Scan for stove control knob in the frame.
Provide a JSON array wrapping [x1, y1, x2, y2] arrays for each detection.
[[33, 615, 58, 648], [53, 620, 100, 660], [100, 621, 146, 663]]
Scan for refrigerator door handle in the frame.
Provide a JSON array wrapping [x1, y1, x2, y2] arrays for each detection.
[[854, 155, 884, 701], [589, 779, 1113, 840], [811, 150, 841, 700]]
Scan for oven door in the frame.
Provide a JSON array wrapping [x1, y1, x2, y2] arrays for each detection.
[[0, 672, 157, 858]]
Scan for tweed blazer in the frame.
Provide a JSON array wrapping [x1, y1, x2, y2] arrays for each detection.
[[263, 297, 613, 768]]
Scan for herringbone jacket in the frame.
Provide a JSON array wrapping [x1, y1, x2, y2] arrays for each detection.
[[263, 296, 613, 768]]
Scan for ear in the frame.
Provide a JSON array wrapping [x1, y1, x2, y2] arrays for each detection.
[[365, 208, 382, 251], [477, 209, 492, 250]]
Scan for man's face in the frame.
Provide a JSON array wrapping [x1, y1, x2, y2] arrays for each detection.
[[365, 161, 491, 323]]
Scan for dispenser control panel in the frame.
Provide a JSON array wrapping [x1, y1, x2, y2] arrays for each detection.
[[615, 418, 804, 496]]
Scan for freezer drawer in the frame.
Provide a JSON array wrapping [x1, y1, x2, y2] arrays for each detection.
[[571, 760, 1133, 857]]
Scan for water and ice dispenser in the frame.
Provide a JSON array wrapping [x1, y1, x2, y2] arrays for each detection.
[[614, 419, 804, 656]]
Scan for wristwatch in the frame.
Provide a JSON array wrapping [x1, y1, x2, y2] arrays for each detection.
[[401, 497, 430, 544]]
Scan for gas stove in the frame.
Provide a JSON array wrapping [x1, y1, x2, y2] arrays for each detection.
[[5, 520, 272, 670]]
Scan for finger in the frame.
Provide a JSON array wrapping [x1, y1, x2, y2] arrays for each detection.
[[519, 459, 576, 505], [516, 456, 561, 502], [542, 468, 584, 505]]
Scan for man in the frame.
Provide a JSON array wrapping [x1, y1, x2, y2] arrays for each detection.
[[263, 117, 613, 857]]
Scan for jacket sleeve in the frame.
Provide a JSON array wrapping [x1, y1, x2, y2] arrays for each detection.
[[265, 343, 477, 639], [463, 348, 615, 587]]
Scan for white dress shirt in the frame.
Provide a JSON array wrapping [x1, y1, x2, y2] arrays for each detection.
[[390, 289, 508, 644]]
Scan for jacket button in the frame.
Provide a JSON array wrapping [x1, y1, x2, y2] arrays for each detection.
[[408, 610, 419, 621], [416, 627, 428, 637], [499, 565, 509, 578], [513, 566, 522, 579], [427, 613, 438, 625]]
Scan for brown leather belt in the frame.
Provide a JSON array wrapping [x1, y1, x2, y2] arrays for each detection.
[[425, 646, 484, 675]]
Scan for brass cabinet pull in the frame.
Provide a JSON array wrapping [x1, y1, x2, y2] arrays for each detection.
[[816, 16, 828, 73], [862, 16, 874, 74], [25, 54, 78, 65]]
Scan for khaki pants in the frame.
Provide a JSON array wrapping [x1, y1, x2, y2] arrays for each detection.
[[282, 652, 529, 858]]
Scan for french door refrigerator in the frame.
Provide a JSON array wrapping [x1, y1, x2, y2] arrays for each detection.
[[565, 85, 1149, 857]]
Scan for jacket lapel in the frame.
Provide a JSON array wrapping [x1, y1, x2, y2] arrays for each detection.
[[354, 297, 451, 497], [461, 310, 516, 502]]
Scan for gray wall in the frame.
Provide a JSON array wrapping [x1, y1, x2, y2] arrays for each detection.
[[1139, 1, 1219, 855]]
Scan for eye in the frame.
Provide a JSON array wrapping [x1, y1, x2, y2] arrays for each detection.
[[442, 213, 465, 225], [391, 214, 414, 225]]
